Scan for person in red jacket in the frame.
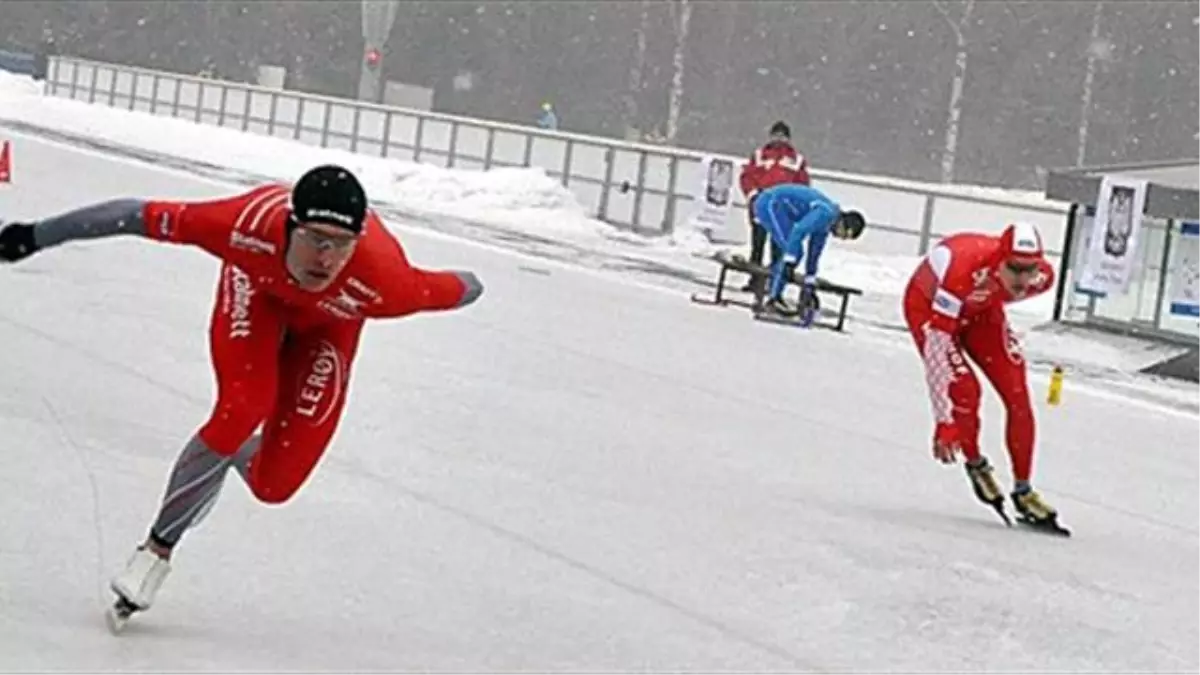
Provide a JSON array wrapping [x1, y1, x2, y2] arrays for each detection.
[[738, 121, 811, 292], [903, 222, 1068, 534], [0, 165, 484, 627]]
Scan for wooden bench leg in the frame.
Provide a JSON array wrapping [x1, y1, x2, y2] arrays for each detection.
[[836, 294, 851, 332], [715, 264, 730, 304]]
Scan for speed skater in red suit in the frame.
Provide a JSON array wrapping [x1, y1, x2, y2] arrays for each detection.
[[903, 222, 1068, 533], [0, 165, 484, 616]]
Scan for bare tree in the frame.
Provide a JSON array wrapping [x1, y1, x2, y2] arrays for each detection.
[[1076, 1, 1107, 166], [623, 0, 651, 141], [932, 0, 974, 183], [665, 0, 692, 144]]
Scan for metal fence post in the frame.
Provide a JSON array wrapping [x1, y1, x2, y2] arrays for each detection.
[[561, 140, 573, 188], [632, 151, 648, 230], [320, 101, 333, 146], [917, 193, 937, 254], [597, 147, 615, 221], [267, 92, 279, 135], [67, 61, 79, 99], [87, 64, 98, 103], [350, 107, 362, 153], [47, 57, 60, 95], [414, 117, 425, 162], [241, 87, 252, 131], [217, 86, 229, 127], [149, 74, 161, 114], [293, 99, 305, 140], [447, 121, 459, 168], [380, 112, 393, 157], [1152, 220, 1175, 330], [483, 128, 495, 170], [171, 76, 182, 116], [663, 156, 680, 234]]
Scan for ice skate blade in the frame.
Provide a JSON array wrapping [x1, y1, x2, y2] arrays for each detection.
[[1017, 516, 1072, 537], [105, 597, 140, 635], [989, 503, 1013, 527]]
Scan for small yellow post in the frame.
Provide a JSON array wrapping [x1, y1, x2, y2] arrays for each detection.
[[1047, 365, 1064, 406]]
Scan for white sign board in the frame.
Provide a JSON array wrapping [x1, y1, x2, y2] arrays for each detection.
[[1076, 175, 1149, 295], [1168, 221, 1200, 317], [687, 155, 736, 241]]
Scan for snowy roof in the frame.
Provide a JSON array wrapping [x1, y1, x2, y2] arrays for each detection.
[[1044, 159, 1199, 221]]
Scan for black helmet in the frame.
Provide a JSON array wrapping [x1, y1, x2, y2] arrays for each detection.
[[769, 121, 791, 138], [290, 165, 367, 234], [838, 210, 866, 240]]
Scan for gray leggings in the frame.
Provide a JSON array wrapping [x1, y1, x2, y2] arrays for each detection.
[[147, 433, 260, 552]]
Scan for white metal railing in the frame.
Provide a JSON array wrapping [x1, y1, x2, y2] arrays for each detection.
[[41, 55, 1071, 261]]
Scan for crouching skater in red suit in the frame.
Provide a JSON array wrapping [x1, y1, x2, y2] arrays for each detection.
[[903, 222, 1069, 535], [0, 165, 485, 624]]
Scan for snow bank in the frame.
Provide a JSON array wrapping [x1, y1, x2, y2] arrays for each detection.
[[0, 71, 604, 239]]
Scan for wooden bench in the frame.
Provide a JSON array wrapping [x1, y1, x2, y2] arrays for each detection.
[[689, 250, 864, 332]]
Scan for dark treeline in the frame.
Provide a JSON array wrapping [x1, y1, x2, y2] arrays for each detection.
[[2, 0, 1196, 189]]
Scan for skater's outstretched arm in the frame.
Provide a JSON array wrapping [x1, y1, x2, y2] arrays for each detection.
[[365, 216, 484, 317], [0, 185, 285, 263], [0, 198, 150, 261]]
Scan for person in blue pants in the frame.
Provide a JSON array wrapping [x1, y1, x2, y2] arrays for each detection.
[[752, 183, 865, 321]]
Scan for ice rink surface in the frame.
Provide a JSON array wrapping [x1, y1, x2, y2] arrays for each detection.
[[0, 132, 1196, 672]]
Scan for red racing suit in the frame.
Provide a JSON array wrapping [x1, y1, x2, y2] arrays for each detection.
[[738, 140, 810, 202], [902, 230, 1054, 480], [143, 184, 476, 503]]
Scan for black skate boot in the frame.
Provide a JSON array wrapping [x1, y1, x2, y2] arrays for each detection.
[[965, 457, 1011, 526], [1011, 487, 1071, 536]]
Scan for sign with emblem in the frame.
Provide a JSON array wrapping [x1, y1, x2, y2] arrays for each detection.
[[1076, 175, 1148, 296], [686, 155, 736, 242]]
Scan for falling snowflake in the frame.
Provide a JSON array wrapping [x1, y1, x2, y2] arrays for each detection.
[[1087, 39, 1115, 61]]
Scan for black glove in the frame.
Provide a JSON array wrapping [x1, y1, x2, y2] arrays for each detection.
[[0, 222, 38, 262]]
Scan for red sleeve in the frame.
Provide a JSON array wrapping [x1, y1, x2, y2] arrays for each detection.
[[794, 153, 811, 185], [738, 151, 760, 198], [376, 266, 477, 317], [141, 184, 288, 260], [364, 218, 480, 317], [915, 242, 982, 428], [924, 242, 982, 333]]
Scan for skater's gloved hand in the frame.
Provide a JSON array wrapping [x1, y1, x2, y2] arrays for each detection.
[[932, 422, 962, 464], [0, 222, 38, 262]]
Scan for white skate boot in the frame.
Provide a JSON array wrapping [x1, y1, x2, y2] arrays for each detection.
[[106, 547, 171, 633]]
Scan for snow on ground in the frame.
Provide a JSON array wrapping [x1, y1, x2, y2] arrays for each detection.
[[0, 112, 1197, 675], [0, 71, 1193, 411]]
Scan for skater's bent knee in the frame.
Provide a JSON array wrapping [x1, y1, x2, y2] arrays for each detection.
[[199, 397, 273, 456], [247, 476, 305, 505], [199, 414, 265, 457]]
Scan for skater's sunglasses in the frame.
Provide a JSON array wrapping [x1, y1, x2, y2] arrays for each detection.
[[1004, 260, 1039, 274], [293, 224, 359, 252]]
